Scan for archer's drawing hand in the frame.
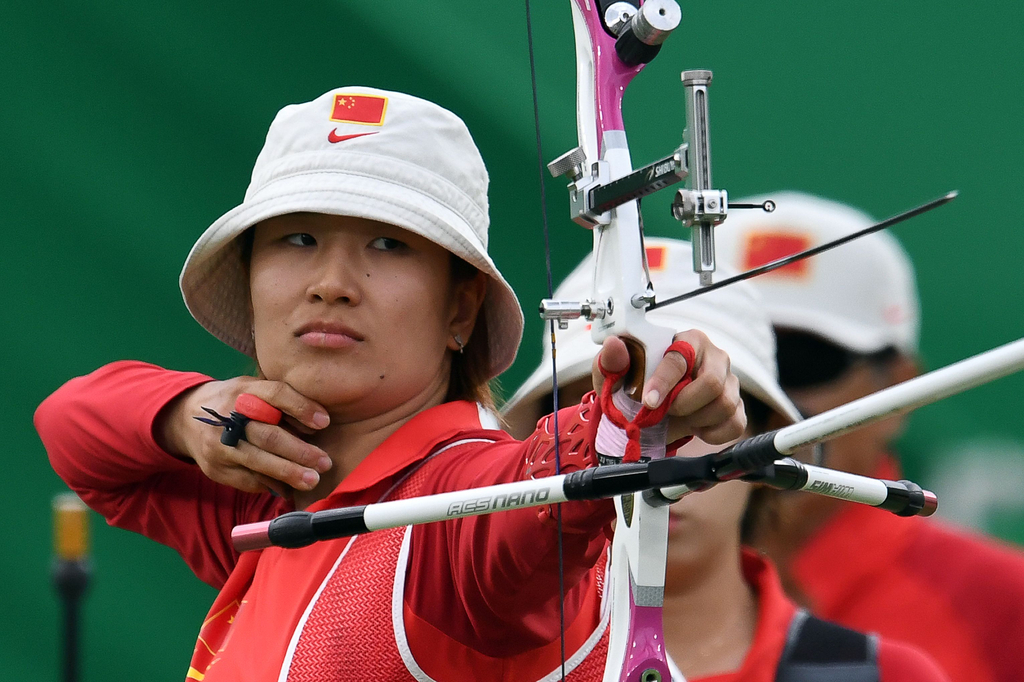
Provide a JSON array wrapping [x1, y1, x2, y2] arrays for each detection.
[[155, 378, 333, 497], [592, 330, 746, 445]]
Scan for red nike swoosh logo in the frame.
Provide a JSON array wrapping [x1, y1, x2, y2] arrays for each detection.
[[328, 130, 378, 144]]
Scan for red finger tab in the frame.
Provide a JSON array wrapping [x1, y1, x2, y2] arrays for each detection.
[[234, 393, 283, 425]]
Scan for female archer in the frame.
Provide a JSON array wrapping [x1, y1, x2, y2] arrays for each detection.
[[35, 87, 746, 680]]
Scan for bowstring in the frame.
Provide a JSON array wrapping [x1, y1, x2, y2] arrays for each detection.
[[523, 1, 567, 679]]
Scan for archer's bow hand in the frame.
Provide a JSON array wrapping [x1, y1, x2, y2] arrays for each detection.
[[592, 330, 746, 447]]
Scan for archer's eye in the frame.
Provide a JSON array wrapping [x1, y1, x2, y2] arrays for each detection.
[[370, 237, 406, 251], [285, 233, 316, 247]]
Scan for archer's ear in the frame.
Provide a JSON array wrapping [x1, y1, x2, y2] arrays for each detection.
[[449, 271, 488, 344]]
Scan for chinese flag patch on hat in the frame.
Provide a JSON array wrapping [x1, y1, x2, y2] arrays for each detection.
[[646, 245, 667, 271], [330, 94, 388, 126], [743, 231, 812, 278]]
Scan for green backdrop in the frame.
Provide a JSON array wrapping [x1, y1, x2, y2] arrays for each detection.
[[3, 1, 1023, 679]]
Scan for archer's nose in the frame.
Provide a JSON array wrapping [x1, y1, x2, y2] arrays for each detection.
[[306, 250, 363, 306]]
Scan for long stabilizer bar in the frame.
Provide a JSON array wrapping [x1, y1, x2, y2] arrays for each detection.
[[649, 337, 1024, 502], [232, 448, 932, 552]]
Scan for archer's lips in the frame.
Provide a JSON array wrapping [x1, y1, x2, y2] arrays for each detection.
[[295, 321, 364, 349]]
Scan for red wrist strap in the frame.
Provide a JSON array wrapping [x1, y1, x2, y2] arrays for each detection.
[[234, 393, 283, 425], [598, 340, 696, 463]]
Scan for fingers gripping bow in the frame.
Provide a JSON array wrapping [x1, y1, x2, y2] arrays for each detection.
[[598, 341, 695, 463]]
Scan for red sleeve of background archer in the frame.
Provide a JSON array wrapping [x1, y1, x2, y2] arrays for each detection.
[[877, 639, 952, 682], [405, 393, 614, 664], [34, 360, 283, 588]]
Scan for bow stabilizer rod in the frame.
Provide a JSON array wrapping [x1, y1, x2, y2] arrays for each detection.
[[648, 456, 937, 517], [650, 335, 1024, 504], [231, 450, 933, 554]]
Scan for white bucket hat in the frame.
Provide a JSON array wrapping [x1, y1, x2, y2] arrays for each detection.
[[713, 191, 920, 355], [501, 238, 802, 427], [180, 86, 524, 378]]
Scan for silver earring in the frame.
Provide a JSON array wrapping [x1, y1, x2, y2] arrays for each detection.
[[453, 334, 465, 354]]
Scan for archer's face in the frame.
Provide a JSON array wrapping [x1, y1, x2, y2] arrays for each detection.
[[249, 213, 461, 420], [664, 435, 751, 584]]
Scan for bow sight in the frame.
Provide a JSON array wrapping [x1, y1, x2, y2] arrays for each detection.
[[541, 0, 775, 329]]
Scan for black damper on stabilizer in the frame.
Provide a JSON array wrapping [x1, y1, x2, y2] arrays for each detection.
[[615, 27, 662, 66]]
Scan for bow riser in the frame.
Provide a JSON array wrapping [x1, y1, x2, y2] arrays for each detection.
[[567, 2, 681, 680], [569, 0, 645, 161], [590, 138, 677, 682], [606, 499, 672, 681]]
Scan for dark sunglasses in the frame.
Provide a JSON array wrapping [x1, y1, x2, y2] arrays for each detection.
[[776, 330, 897, 389]]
